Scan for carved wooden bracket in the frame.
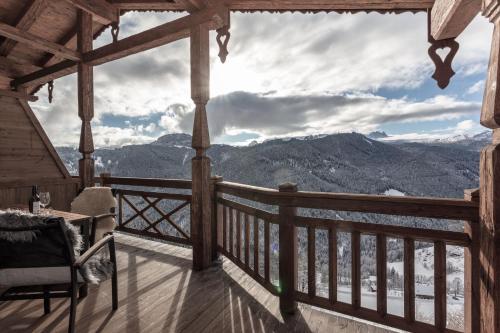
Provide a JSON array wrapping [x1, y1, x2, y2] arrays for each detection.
[[111, 21, 120, 43], [48, 80, 54, 103], [216, 25, 230, 63], [427, 12, 459, 89]]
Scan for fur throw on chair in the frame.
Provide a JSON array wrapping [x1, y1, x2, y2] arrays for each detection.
[[0, 209, 113, 284]]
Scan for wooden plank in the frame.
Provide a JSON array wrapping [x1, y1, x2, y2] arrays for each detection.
[[64, 0, 119, 25], [308, 227, 316, 298], [278, 182, 298, 314], [236, 209, 241, 260], [295, 292, 460, 333], [254, 216, 259, 276], [329, 226, 337, 304], [244, 213, 250, 266], [294, 216, 470, 247], [352, 231, 361, 309], [13, 7, 220, 88], [0, 56, 41, 79], [404, 238, 415, 323], [18, 100, 71, 179], [377, 234, 387, 316], [229, 207, 234, 255], [96, 176, 192, 189], [434, 240, 447, 331], [222, 205, 227, 251], [114, 189, 191, 201], [216, 182, 478, 220], [0, 22, 81, 61], [0, 89, 37, 101], [431, 0, 480, 40], [217, 197, 277, 223], [0, 0, 48, 56], [111, 0, 434, 11], [264, 220, 270, 282], [464, 211, 480, 333]]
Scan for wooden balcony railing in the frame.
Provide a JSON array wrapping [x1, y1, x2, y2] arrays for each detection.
[[215, 181, 480, 333], [93, 174, 480, 332], [97, 175, 192, 246]]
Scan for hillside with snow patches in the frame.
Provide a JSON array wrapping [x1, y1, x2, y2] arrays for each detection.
[[57, 132, 485, 330]]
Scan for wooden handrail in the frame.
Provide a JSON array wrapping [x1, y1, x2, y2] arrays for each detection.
[[215, 181, 479, 333], [216, 181, 479, 220], [99, 176, 192, 189]]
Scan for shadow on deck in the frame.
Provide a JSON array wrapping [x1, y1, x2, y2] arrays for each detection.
[[0, 233, 397, 332]]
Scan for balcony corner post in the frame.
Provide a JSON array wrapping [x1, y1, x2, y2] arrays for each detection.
[[478, 3, 500, 330], [278, 182, 298, 315], [210, 175, 223, 261], [77, 9, 95, 190], [190, 22, 212, 271]]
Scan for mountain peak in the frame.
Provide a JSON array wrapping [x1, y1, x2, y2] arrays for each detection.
[[153, 133, 192, 147], [367, 131, 389, 139]]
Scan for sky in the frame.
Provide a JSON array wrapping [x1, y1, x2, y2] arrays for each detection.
[[30, 11, 491, 147]]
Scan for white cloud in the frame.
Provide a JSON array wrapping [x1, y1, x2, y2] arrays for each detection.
[[32, 11, 491, 147], [467, 80, 485, 94]]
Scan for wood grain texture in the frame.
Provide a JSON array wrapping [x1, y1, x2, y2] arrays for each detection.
[[431, 0, 480, 40], [111, 0, 435, 11], [77, 10, 95, 189], [0, 0, 48, 56], [278, 182, 298, 314], [64, 0, 119, 25], [0, 22, 81, 61], [404, 238, 415, 323], [479, 136, 500, 333]]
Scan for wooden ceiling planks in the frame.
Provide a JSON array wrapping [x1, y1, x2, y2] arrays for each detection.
[[110, 0, 434, 12]]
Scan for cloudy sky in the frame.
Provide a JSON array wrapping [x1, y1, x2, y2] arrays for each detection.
[[31, 11, 491, 147]]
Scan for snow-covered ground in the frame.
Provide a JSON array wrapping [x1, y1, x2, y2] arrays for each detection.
[[384, 189, 405, 196]]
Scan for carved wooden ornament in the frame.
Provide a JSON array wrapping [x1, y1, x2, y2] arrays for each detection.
[[427, 12, 459, 89], [111, 21, 120, 43], [216, 25, 230, 63], [48, 80, 54, 103]]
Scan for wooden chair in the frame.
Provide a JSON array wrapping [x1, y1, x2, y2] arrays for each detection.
[[0, 217, 118, 333]]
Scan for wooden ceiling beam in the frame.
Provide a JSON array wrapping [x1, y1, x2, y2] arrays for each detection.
[[431, 0, 481, 40], [0, 22, 81, 61], [111, 0, 434, 11], [0, 0, 48, 57], [63, 0, 119, 25], [0, 89, 38, 102], [13, 7, 220, 87]]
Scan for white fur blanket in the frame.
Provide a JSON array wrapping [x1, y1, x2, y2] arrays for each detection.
[[0, 209, 113, 284]]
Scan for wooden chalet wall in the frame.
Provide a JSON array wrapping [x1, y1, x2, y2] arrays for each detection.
[[0, 96, 78, 210]]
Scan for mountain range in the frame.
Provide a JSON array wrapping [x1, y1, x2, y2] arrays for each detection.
[[56, 131, 487, 199]]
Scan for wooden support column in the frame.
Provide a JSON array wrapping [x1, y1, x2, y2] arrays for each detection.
[[77, 10, 95, 189], [278, 182, 298, 315], [479, 2, 500, 331], [190, 22, 212, 271]]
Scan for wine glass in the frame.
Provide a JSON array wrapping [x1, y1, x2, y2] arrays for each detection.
[[40, 192, 51, 209]]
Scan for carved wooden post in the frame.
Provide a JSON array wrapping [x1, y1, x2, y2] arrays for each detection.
[[479, 2, 500, 331], [278, 182, 298, 315], [190, 22, 212, 271], [100, 172, 110, 187], [210, 175, 223, 260], [77, 10, 94, 189]]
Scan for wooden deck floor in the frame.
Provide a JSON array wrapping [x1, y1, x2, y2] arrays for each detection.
[[0, 233, 397, 333]]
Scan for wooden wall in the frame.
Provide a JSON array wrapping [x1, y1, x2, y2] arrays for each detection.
[[0, 96, 78, 210]]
